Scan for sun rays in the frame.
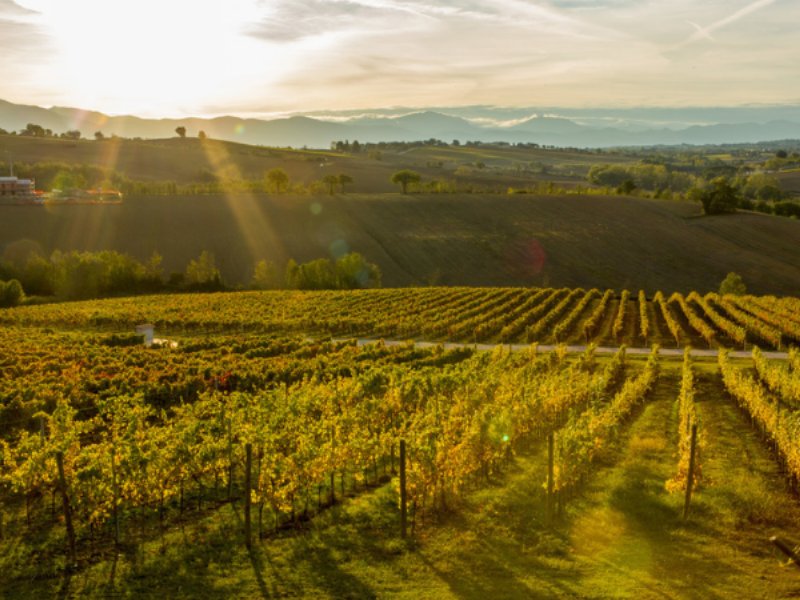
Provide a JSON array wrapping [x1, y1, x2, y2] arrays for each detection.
[[199, 138, 282, 269]]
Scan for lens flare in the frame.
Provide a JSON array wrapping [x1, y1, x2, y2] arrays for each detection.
[[329, 238, 349, 259], [509, 238, 547, 278]]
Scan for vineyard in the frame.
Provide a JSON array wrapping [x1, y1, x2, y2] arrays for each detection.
[[1, 287, 799, 351], [2, 288, 800, 598]]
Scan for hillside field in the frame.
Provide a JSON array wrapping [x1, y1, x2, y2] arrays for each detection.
[[0, 135, 605, 192], [1, 290, 800, 598], [1, 192, 799, 295]]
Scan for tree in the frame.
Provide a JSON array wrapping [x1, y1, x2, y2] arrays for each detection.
[[391, 170, 421, 194], [198, 130, 207, 140], [617, 179, 636, 195], [62, 130, 81, 140], [52, 170, 87, 192], [251, 259, 280, 290], [175, 126, 186, 138], [21, 123, 45, 137], [266, 168, 289, 193], [0, 279, 24, 307], [284, 258, 336, 289], [691, 177, 739, 215], [774, 201, 800, 218], [322, 175, 338, 195], [756, 184, 783, 202], [142, 252, 165, 290], [184, 251, 223, 290], [335, 253, 381, 288], [21, 253, 55, 296], [338, 174, 353, 193], [719, 272, 746, 296], [587, 164, 629, 187], [94, 131, 105, 141]]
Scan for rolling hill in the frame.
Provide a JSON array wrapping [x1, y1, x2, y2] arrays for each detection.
[[0, 192, 798, 296], [0, 133, 609, 192]]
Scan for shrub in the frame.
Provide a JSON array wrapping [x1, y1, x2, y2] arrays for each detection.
[[0, 279, 25, 307]]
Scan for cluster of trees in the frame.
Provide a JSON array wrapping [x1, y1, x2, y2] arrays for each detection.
[[733, 172, 785, 202], [689, 176, 799, 216], [331, 138, 452, 154], [0, 123, 83, 140], [330, 139, 579, 154], [0, 249, 381, 303], [1, 161, 111, 191], [0, 250, 164, 299], [588, 161, 799, 217], [688, 177, 741, 215], [1, 161, 363, 196], [265, 168, 353, 195], [279, 253, 381, 290], [0, 123, 212, 141], [160, 250, 381, 292], [587, 163, 696, 194]]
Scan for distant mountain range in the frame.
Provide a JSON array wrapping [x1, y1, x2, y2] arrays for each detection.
[[1, 98, 799, 149]]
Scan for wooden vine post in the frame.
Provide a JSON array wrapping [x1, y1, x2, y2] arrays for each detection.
[[546, 432, 555, 525], [683, 424, 698, 519], [244, 443, 252, 549], [111, 442, 120, 547], [771, 536, 800, 569], [227, 417, 234, 502], [330, 427, 336, 506], [55, 451, 77, 567], [399, 439, 408, 539]]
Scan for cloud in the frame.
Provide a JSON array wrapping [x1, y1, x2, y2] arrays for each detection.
[[671, 0, 776, 49], [0, 1, 50, 73], [2, 0, 800, 115], [248, 0, 396, 42], [0, 0, 37, 17]]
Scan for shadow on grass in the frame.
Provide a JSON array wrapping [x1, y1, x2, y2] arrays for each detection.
[[401, 449, 583, 599], [605, 454, 745, 599]]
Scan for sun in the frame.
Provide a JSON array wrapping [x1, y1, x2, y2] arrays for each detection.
[[16, 0, 283, 116]]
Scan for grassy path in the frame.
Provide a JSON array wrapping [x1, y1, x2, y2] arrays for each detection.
[[565, 365, 693, 598], [688, 363, 800, 597], [566, 361, 800, 598]]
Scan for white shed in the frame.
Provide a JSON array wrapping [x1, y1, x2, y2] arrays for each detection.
[[135, 323, 155, 347]]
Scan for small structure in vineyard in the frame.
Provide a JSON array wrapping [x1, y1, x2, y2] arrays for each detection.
[[135, 323, 155, 347]]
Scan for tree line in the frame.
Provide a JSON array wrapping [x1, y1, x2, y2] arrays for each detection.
[[587, 158, 799, 217], [0, 250, 381, 305]]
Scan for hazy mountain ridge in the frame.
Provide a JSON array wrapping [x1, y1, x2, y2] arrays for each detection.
[[1, 99, 799, 149]]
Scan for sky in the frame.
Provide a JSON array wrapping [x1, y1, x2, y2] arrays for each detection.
[[0, 0, 797, 118]]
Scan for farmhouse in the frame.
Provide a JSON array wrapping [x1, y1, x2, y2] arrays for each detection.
[[0, 175, 35, 197]]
